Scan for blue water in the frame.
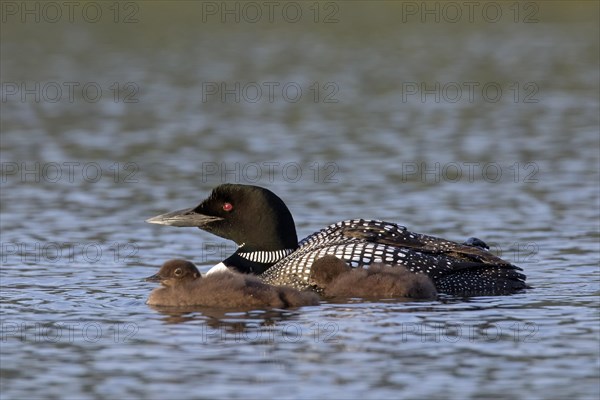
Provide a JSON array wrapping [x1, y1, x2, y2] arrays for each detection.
[[1, 3, 599, 399]]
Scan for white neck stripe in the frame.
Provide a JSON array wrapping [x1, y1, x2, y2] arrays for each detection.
[[237, 248, 295, 264]]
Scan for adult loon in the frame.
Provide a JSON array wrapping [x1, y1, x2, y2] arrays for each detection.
[[146, 184, 528, 296], [146, 259, 319, 308]]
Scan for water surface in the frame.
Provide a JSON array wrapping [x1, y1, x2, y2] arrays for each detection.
[[1, 2, 599, 399]]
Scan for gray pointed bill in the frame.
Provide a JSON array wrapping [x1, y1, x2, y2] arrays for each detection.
[[144, 273, 162, 282], [145, 208, 223, 227]]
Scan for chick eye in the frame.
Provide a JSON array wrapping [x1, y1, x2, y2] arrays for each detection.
[[223, 202, 233, 212], [174, 268, 182, 276]]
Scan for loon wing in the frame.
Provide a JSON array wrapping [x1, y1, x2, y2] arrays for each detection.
[[337, 222, 527, 295], [261, 219, 527, 295], [340, 224, 515, 267]]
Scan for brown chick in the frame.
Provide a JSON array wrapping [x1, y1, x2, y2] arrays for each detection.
[[146, 259, 319, 308], [310, 255, 437, 299]]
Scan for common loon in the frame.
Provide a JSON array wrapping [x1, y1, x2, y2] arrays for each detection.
[[146, 259, 319, 308], [310, 255, 438, 299], [146, 184, 528, 296]]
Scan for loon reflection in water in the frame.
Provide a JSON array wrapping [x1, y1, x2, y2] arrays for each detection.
[[147, 184, 528, 296]]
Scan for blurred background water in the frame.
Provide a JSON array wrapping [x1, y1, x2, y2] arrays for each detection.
[[1, 1, 599, 399]]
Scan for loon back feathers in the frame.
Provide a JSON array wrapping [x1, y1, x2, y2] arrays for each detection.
[[259, 219, 526, 295], [340, 221, 513, 266]]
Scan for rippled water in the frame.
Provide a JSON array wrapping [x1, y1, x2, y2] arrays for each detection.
[[1, 3, 599, 399]]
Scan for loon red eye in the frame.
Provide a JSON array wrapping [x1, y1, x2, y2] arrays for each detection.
[[223, 202, 233, 212]]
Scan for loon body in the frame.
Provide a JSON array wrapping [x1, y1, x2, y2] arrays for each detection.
[[147, 184, 527, 296]]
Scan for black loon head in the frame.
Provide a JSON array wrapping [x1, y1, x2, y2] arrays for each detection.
[[146, 184, 298, 273]]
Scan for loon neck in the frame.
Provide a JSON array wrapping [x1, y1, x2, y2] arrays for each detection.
[[223, 246, 296, 274], [237, 247, 295, 263]]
